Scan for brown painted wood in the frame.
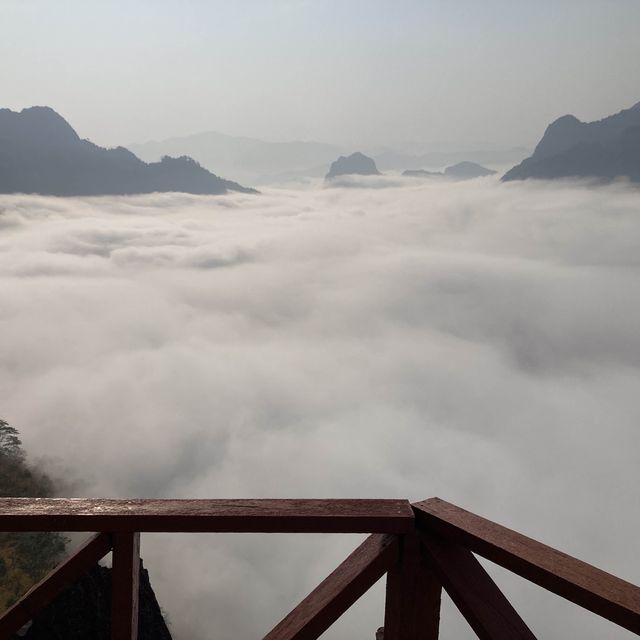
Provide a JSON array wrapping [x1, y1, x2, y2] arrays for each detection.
[[0, 532, 112, 637], [384, 533, 442, 640], [419, 530, 537, 640], [262, 534, 399, 640], [413, 498, 640, 635], [111, 531, 140, 640], [0, 498, 413, 533]]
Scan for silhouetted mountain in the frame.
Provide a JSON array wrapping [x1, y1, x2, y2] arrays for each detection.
[[444, 161, 496, 179], [129, 132, 529, 185], [129, 131, 344, 186], [503, 102, 640, 182], [325, 152, 380, 179], [402, 169, 441, 178], [402, 161, 495, 180], [0, 106, 256, 196], [376, 147, 529, 172]]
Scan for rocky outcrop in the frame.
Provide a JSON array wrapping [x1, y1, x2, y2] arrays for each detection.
[[0, 106, 256, 196], [15, 561, 172, 640], [325, 152, 381, 179], [444, 161, 496, 179], [503, 101, 640, 182]]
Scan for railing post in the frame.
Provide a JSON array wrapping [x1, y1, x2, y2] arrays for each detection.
[[383, 533, 441, 640], [111, 531, 140, 640]]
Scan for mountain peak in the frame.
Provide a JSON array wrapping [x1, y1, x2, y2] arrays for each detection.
[[503, 101, 640, 183], [0, 105, 80, 147], [444, 161, 496, 178], [20, 105, 79, 133], [325, 152, 380, 179], [21, 105, 64, 117], [530, 104, 640, 162], [0, 105, 256, 196], [552, 114, 581, 125]]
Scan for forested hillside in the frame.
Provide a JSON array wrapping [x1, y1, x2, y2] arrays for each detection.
[[0, 419, 67, 611]]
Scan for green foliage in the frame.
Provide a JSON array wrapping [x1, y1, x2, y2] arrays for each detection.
[[0, 418, 68, 611], [0, 419, 24, 461]]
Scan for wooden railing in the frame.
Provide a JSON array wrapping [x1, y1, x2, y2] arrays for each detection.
[[0, 497, 638, 640]]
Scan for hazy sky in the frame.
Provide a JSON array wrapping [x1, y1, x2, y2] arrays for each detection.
[[2, 0, 639, 149]]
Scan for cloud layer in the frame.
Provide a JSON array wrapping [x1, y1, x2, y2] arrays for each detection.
[[1, 177, 639, 639]]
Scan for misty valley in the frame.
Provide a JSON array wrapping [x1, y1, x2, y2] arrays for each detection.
[[1, 2, 640, 638], [1, 166, 639, 639]]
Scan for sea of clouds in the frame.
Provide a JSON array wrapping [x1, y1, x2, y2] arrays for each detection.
[[1, 176, 639, 639]]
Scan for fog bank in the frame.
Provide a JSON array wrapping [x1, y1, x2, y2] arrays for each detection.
[[1, 177, 638, 639]]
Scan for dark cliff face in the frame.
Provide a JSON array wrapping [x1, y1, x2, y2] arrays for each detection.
[[532, 103, 640, 160], [0, 106, 256, 196], [325, 152, 381, 179], [531, 114, 584, 160], [503, 101, 640, 182], [16, 561, 172, 640]]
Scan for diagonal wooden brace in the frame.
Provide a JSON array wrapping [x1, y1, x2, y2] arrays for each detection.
[[0, 532, 112, 637], [419, 529, 538, 640], [263, 534, 399, 640]]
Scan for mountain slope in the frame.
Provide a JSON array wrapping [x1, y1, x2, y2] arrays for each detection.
[[503, 102, 640, 182], [0, 107, 256, 196]]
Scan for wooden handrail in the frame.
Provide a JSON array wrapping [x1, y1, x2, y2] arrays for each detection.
[[0, 496, 637, 640], [0, 498, 414, 533], [412, 498, 640, 634]]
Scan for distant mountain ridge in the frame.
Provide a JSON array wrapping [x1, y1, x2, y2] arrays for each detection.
[[503, 102, 640, 182], [129, 131, 344, 186], [0, 106, 255, 196], [377, 147, 529, 172], [130, 131, 528, 185], [402, 169, 441, 178], [445, 161, 496, 178], [402, 161, 496, 179]]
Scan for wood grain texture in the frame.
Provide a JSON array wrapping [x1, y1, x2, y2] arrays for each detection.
[[111, 531, 140, 640], [419, 530, 537, 640], [0, 498, 413, 533], [262, 534, 399, 640], [384, 533, 442, 640], [0, 532, 112, 637], [413, 498, 640, 634]]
